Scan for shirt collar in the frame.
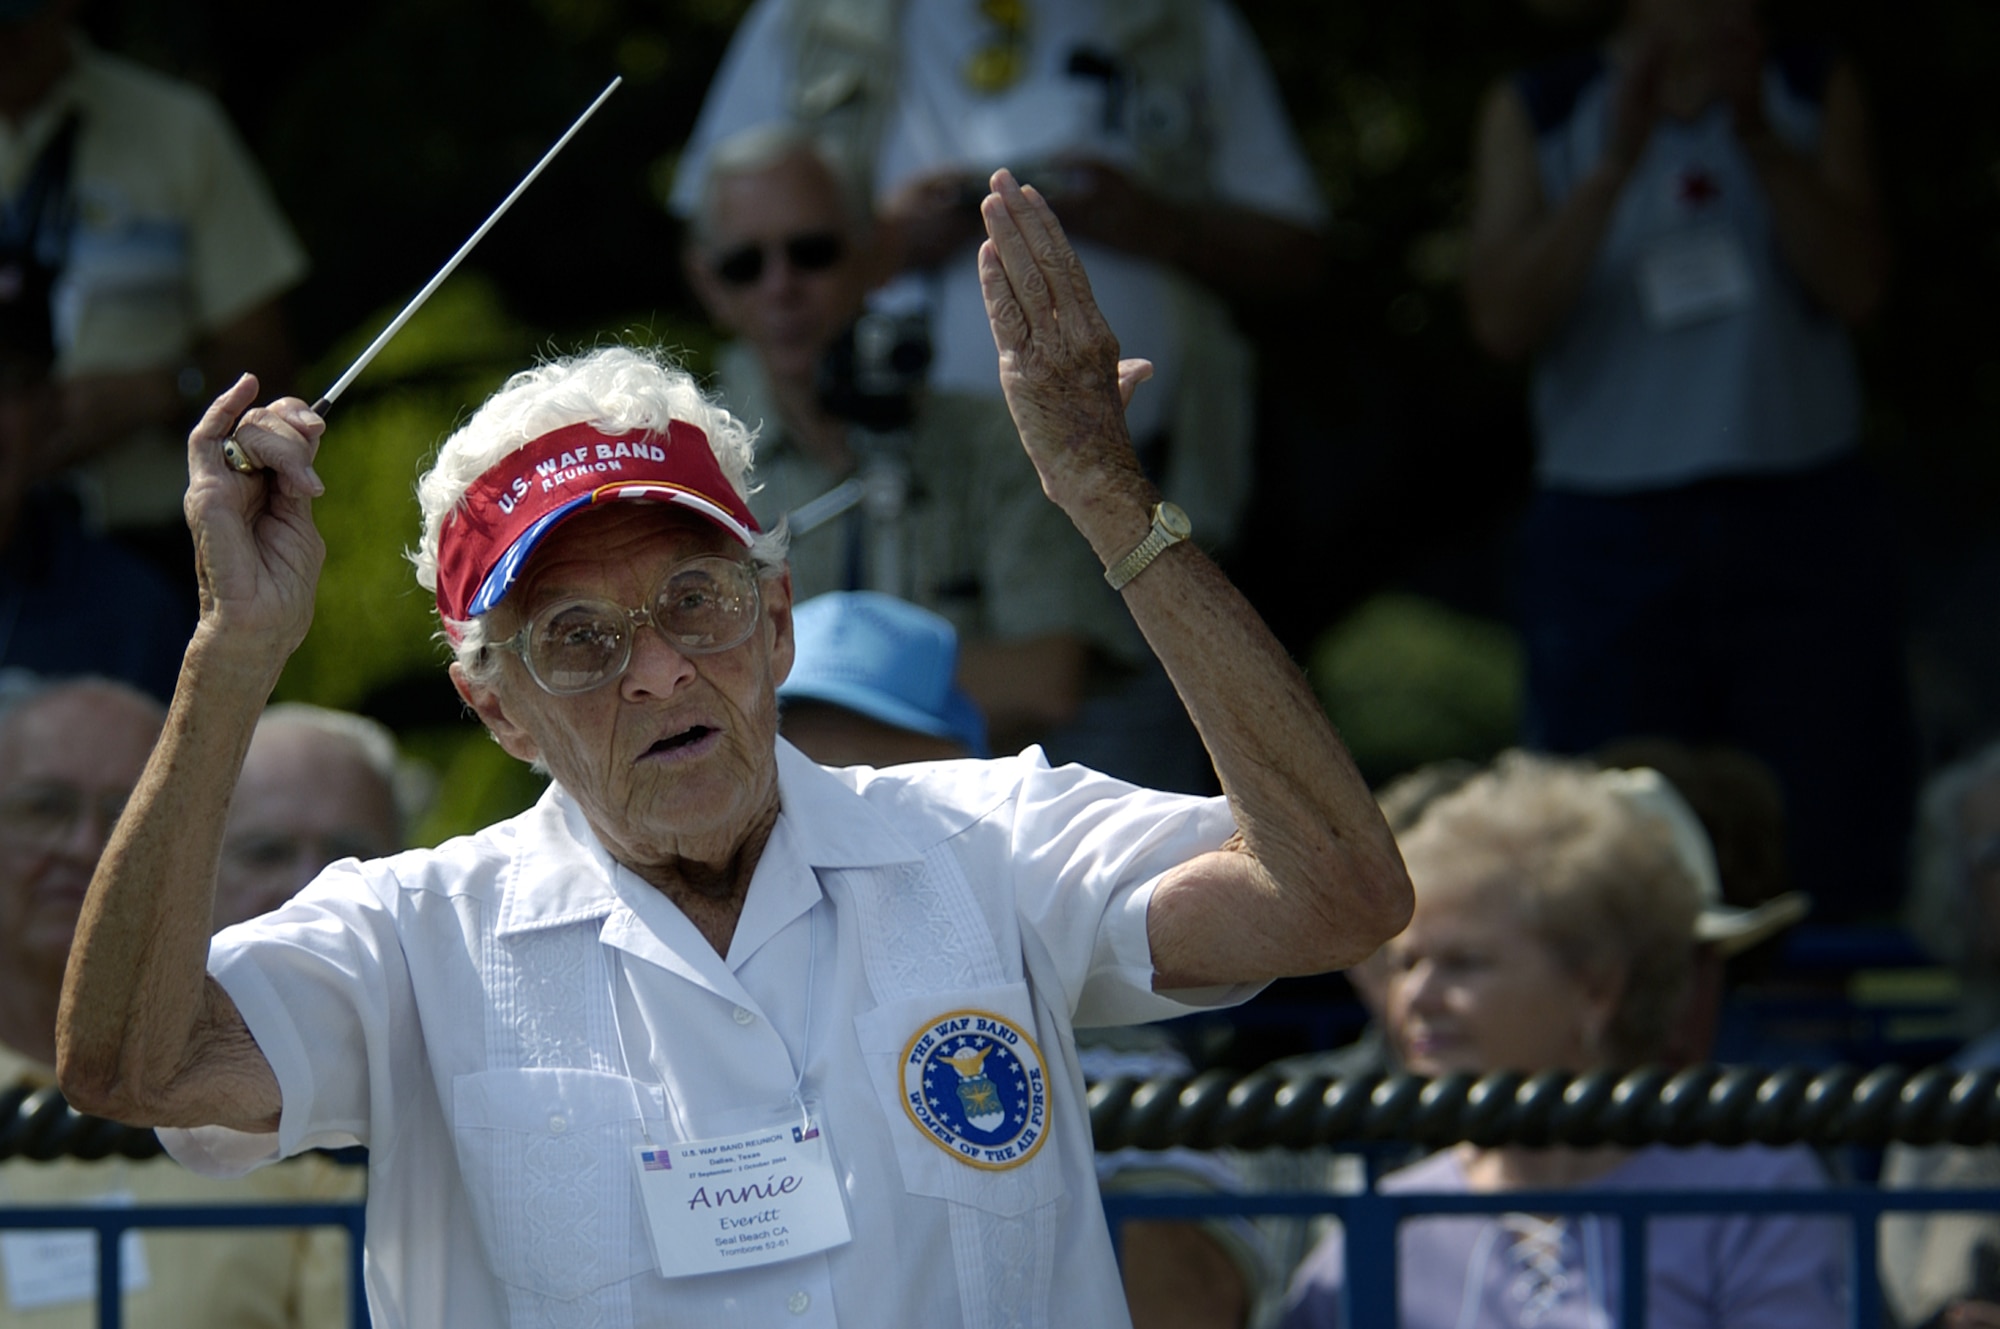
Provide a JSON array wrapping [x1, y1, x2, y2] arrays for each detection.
[[770, 737, 926, 869], [495, 740, 924, 941], [494, 782, 622, 937]]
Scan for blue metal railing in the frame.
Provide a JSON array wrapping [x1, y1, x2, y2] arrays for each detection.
[[17, 1047, 2000, 1329], [0, 1201, 368, 1329], [6, 1176, 2000, 1326]]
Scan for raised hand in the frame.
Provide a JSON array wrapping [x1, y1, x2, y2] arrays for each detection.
[[182, 374, 327, 657], [976, 168, 1151, 506]]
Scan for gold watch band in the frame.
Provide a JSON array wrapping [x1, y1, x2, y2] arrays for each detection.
[[1103, 501, 1192, 590]]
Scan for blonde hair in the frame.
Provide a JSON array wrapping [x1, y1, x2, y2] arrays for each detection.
[[1400, 750, 1702, 1065]]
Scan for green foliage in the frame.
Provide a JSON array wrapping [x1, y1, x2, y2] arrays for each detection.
[[1309, 594, 1523, 786], [401, 726, 550, 849]]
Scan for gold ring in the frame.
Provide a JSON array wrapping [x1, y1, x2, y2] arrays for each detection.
[[221, 435, 259, 475]]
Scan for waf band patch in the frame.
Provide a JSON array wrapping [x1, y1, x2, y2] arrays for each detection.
[[900, 1010, 1049, 1170]]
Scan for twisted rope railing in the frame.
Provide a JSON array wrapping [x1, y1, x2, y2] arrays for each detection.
[[0, 1084, 163, 1162], [10, 1066, 2000, 1161], [1090, 1065, 2000, 1152]]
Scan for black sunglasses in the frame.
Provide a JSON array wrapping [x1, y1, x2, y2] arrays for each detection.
[[711, 231, 845, 286]]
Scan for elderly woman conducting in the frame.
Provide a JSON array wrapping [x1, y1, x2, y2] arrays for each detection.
[[1281, 752, 1847, 1328]]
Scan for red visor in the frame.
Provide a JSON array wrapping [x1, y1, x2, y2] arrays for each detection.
[[434, 419, 760, 626]]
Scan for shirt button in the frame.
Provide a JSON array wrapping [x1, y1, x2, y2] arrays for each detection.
[[787, 1291, 810, 1315], [548, 1115, 567, 1134], [732, 1006, 756, 1026]]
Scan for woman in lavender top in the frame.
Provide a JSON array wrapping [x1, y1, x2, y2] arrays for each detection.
[[1281, 753, 1848, 1328]]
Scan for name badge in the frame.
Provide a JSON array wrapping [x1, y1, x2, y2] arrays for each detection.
[[1636, 229, 1755, 330], [0, 1190, 152, 1311], [630, 1113, 851, 1277]]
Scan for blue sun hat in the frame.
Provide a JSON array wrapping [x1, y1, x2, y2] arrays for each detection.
[[781, 592, 989, 758]]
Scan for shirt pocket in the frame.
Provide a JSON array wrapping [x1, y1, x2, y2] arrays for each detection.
[[451, 1067, 663, 1301], [853, 982, 1066, 1218]]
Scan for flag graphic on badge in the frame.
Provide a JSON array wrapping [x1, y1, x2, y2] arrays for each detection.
[[792, 1124, 820, 1142], [641, 1148, 672, 1171]]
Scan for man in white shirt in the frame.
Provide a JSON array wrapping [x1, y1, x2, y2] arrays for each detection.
[[55, 174, 1409, 1327], [670, 0, 1328, 555]]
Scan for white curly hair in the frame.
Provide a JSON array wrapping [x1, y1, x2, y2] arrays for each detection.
[[410, 345, 788, 674]]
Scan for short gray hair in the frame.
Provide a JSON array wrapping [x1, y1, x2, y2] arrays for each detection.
[[0, 671, 164, 774], [409, 344, 789, 675], [693, 122, 872, 244], [1400, 750, 1701, 1066]]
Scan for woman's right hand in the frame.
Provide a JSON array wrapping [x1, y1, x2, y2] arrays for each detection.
[[182, 373, 327, 657]]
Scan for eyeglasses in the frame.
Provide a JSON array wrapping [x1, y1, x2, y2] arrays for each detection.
[[711, 231, 845, 287], [490, 555, 765, 695], [0, 781, 129, 851]]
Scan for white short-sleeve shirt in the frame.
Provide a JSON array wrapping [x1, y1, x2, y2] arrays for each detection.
[[165, 741, 1243, 1329]]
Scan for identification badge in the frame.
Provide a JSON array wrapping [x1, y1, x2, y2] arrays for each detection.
[[630, 1112, 851, 1277], [1636, 229, 1755, 330], [0, 1190, 151, 1311]]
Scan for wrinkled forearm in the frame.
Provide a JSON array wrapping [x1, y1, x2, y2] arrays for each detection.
[[57, 628, 283, 1129], [1051, 465, 1411, 987]]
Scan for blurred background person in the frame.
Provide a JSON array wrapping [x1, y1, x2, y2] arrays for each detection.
[[1280, 752, 1846, 1328], [776, 589, 989, 767], [0, 673, 354, 1328], [215, 701, 414, 929], [687, 124, 1213, 789], [0, 0, 305, 598], [1465, 0, 1910, 923], [669, 0, 1328, 564], [1882, 742, 2000, 1329], [777, 589, 1272, 1329]]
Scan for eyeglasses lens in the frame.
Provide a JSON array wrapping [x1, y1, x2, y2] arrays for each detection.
[[529, 605, 629, 694], [713, 231, 844, 287], [657, 561, 757, 650], [523, 558, 762, 694]]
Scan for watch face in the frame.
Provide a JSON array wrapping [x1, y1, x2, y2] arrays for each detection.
[[1157, 502, 1192, 539]]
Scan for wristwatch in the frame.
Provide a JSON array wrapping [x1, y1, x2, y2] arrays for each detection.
[[1103, 501, 1192, 590]]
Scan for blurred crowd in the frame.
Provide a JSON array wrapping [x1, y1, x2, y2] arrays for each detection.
[[5, 0, 2000, 1324]]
